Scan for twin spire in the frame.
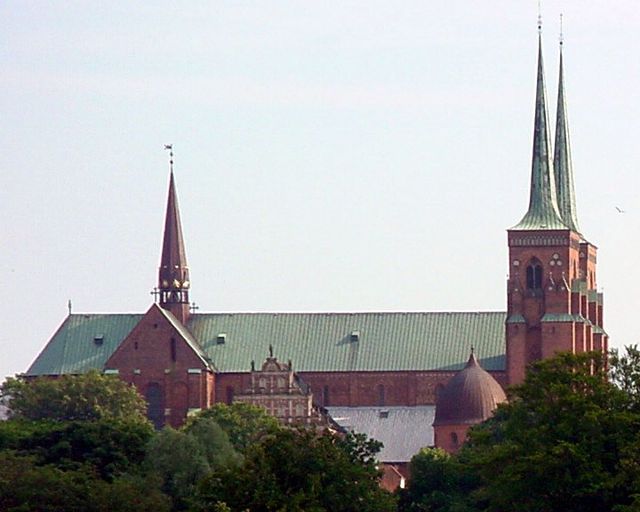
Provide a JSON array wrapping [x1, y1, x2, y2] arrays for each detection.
[[512, 31, 580, 233]]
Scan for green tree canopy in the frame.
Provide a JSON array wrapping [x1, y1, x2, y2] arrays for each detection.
[[398, 448, 476, 512], [0, 418, 154, 480], [187, 402, 281, 453], [145, 420, 240, 511], [1, 371, 147, 422], [197, 428, 396, 512], [0, 452, 170, 512], [401, 350, 640, 512]]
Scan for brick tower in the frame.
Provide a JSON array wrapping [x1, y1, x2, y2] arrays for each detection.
[[506, 34, 606, 385], [158, 147, 191, 324]]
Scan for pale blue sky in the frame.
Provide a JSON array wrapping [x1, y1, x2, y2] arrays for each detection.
[[2, 1, 639, 380]]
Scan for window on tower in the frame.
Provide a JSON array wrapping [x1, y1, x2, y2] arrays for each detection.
[[526, 260, 543, 290]]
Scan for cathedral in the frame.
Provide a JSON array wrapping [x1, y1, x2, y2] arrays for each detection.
[[27, 32, 606, 480]]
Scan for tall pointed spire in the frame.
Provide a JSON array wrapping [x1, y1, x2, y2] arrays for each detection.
[[511, 33, 567, 231], [158, 145, 191, 323], [553, 38, 581, 234]]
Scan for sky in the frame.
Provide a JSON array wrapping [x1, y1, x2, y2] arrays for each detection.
[[2, 1, 639, 381]]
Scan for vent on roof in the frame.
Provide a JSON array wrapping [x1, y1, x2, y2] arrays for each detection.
[[216, 333, 227, 345], [379, 410, 389, 419], [93, 335, 104, 346], [350, 330, 360, 342]]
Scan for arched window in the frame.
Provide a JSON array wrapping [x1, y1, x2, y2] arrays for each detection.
[[450, 432, 459, 447], [526, 260, 543, 290], [377, 384, 385, 406], [435, 383, 445, 401], [226, 386, 234, 404], [145, 382, 164, 429], [323, 385, 330, 406]]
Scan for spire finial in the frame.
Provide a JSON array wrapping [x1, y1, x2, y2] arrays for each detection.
[[559, 13, 564, 46], [164, 144, 174, 174], [67, 299, 72, 315], [537, 0, 542, 33]]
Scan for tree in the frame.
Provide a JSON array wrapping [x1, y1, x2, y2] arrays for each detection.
[[187, 402, 281, 453], [459, 351, 640, 512], [610, 344, 640, 408], [0, 452, 170, 512], [196, 428, 396, 512], [144, 420, 240, 511], [1, 371, 147, 422], [0, 418, 154, 479], [398, 448, 476, 512]]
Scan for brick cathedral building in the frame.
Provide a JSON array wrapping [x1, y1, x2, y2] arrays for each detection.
[[27, 34, 606, 467]]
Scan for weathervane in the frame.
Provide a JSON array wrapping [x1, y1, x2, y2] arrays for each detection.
[[537, 0, 542, 33], [164, 144, 174, 173], [559, 13, 564, 46]]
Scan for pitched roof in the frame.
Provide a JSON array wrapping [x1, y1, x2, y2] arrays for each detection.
[[27, 311, 507, 376], [511, 34, 567, 231], [327, 406, 435, 462], [26, 313, 143, 376], [190, 312, 506, 372]]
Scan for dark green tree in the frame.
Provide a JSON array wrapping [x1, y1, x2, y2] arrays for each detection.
[[0, 452, 170, 512], [0, 418, 154, 479], [196, 428, 396, 512], [610, 344, 640, 408], [187, 402, 281, 453], [460, 351, 640, 512], [398, 448, 477, 512], [144, 420, 240, 511], [1, 370, 147, 422]]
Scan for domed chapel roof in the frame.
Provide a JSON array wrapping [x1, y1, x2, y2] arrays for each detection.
[[433, 351, 507, 426]]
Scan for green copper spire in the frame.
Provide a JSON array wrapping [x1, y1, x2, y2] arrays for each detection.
[[512, 34, 567, 231], [553, 44, 581, 234]]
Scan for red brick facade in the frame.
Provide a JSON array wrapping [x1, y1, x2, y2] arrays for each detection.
[[217, 370, 507, 408], [506, 231, 606, 385], [105, 304, 215, 428]]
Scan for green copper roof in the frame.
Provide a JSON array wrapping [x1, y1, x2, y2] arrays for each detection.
[[27, 311, 507, 376], [553, 45, 581, 234], [26, 314, 143, 376], [511, 34, 567, 231]]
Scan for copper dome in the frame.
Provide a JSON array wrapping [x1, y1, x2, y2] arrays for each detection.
[[433, 352, 507, 426]]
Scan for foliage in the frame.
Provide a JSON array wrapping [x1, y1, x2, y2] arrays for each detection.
[[196, 428, 396, 512], [144, 420, 240, 511], [184, 417, 243, 468], [398, 350, 640, 512], [460, 351, 640, 512], [1, 371, 148, 422], [188, 402, 281, 453], [0, 418, 154, 479], [0, 451, 170, 512], [610, 344, 640, 408], [397, 448, 476, 512]]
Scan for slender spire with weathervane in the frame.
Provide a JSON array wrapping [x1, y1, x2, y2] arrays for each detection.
[[512, 22, 567, 231], [157, 144, 191, 323], [553, 15, 581, 234]]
